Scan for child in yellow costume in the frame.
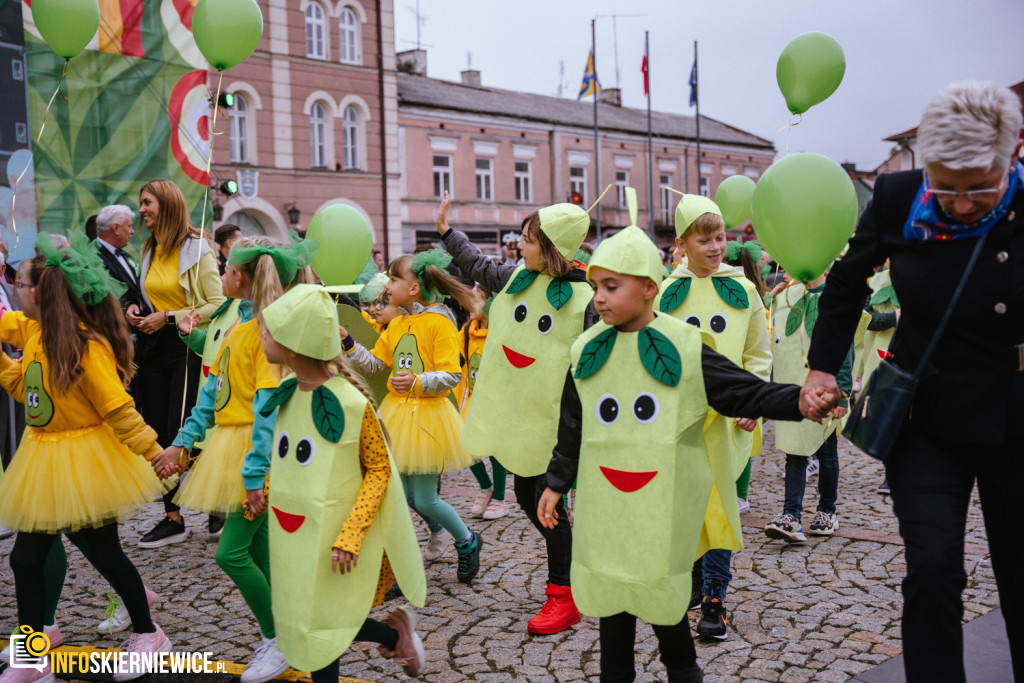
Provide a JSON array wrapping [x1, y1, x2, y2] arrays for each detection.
[[258, 284, 427, 682], [0, 236, 173, 683], [152, 235, 315, 683], [655, 194, 772, 641], [538, 224, 808, 683], [341, 250, 482, 583]]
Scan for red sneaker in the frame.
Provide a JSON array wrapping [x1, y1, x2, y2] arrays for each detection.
[[527, 583, 581, 635]]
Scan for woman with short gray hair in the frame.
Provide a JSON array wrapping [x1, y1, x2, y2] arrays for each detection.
[[801, 81, 1023, 682]]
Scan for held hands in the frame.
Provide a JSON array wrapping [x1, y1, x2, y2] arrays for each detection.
[[152, 445, 185, 478], [435, 191, 452, 236], [390, 371, 416, 394], [138, 311, 168, 334], [734, 417, 757, 432], [177, 310, 202, 335], [242, 488, 267, 517], [537, 487, 561, 529], [800, 370, 840, 424], [332, 549, 358, 574]]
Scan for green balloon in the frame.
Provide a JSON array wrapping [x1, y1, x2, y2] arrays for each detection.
[[306, 204, 374, 286], [776, 32, 846, 115], [32, 0, 99, 59], [714, 175, 756, 229], [751, 153, 858, 283], [192, 0, 264, 71]]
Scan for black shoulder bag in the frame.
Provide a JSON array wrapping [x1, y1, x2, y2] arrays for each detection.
[[843, 233, 988, 461]]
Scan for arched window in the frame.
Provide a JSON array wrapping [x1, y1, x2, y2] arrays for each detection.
[[342, 106, 359, 169], [310, 102, 327, 167], [228, 95, 249, 163], [338, 7, 359, 64], [305, 3, 326, 59]]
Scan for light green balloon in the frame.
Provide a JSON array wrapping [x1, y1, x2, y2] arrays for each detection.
[[32, 0, 99, 59], [751, 153, 857, 283], [192, 0, 264, 71], [776, 32, 846, 115], [306, 204, 374, 286], [714, 175, 756, 229]]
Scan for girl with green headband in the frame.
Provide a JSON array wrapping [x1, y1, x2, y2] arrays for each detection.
[[0, 236, 176, 680], [151, 235, 315, 683], [340, 250, 484, 584]]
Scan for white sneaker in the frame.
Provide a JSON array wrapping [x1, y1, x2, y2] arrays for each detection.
[[1, 624, 62, 665], [470, 488, 493, 516], [423, 528, 449, 561], [112, 624, 172, 681], [98, 587, 161, 634], [239, 637, 291, 683], [737, 498, 750, 515]]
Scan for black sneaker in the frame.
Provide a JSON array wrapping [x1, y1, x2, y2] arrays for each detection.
[[665, 663, 703, 683], [689, 562, 703, 610], [455, 530, 481, 583], [696, 598, 728, 640], [877, 478, 891, 495], [208, 515, 225, 536], [138, 516, 188, 548]]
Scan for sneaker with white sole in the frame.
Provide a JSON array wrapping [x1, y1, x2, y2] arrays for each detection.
[[423, 528, 448, 561], [112, 625, 172, 681], [97, 586, 161, 634], [239, 636, 290, 683], [481, 499, 509, 520], [379, 606, 424, 677], [1, 624, 62, 665], [0, 660, 56, 683], [764, 513, 806, 543], [808, 510, 839, 536], [470, 488, 493, 516], [737, 498, 750, 515]]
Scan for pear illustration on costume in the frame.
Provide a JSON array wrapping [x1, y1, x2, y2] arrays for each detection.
[[24, 360, 54, 427], [392, 333, 424, 376], [468, 352, 482, 391], [214, 347, 232, 411]]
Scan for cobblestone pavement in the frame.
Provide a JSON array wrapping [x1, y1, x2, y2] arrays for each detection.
[[1, 424, 997, 682]]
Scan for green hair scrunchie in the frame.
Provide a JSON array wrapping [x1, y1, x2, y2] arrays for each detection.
[[724, 239, 762, 264], [410, 248, 452, 302], [227, 230, 319, 285], [36, 232, 128, 306]]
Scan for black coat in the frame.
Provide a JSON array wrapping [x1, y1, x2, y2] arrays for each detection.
[[809, 169, 1024, 446], [95, 242, 155, 361]]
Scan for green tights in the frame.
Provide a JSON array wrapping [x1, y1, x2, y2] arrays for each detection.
[[215, 512, 274, 638], [469, 457, 507, 501]]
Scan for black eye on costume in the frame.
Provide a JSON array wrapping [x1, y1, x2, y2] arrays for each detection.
[[537, 313, 553, 334], [709, 313, 728, 334], [632, 393, 660, 424], [684, 314, 701, 328], [596, 394, 620, 425], [213, 329, 221, 341], [296, 437, 316, 466], [513, 302, 528, 323], [276, 432, 289, 459]]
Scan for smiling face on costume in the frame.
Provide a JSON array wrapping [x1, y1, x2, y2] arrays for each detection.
[[24, 360, 54, 426]]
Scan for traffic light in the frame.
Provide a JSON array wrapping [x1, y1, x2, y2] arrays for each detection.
[[217, 92, 235, 108], [218, 179, 238, 195], [570, 191, 583, 205]]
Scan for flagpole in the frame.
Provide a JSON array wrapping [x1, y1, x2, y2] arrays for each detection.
[[645, 30, 654, 237], [592, 18, 602, 240], [694, 40, 702, 195]]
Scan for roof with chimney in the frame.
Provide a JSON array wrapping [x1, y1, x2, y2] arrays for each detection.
[[397, 71, 774, 151]]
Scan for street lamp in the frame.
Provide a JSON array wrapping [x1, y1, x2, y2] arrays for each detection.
[[212, 201, 223, 221], [287, 204, 300, 225]]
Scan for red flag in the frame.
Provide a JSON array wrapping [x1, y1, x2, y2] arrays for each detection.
[[641, 45, 649, 96]]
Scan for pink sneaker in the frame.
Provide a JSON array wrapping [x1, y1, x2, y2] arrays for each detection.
[[470, 488, 493, 516], [112, 624, 172, 681], [1, 624, 61, 665], [0, 660, 55, 682], [482, 499, 510, 520], [378, 607, 424, 677]]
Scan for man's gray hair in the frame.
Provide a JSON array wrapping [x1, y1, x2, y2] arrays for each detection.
[[918, 81, 1023, 170], [95, 204, 135, 234]]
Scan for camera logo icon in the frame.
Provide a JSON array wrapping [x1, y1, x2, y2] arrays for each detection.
[[9, 625, 50, 670]]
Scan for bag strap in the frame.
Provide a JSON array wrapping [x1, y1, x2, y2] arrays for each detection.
[[911, 232, 989, 380]]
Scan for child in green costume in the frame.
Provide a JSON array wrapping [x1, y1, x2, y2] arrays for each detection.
[[259, 284, 427, 682], [538, 224, 813, 683]]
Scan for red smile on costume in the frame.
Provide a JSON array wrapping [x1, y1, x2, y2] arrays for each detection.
[[600, 466, 658, 493], [272, 506, 305, 533], [502, 345, 535, 368]]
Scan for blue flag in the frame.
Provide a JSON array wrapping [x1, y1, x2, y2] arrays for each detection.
[[578, 50, 601, 100], [688, 59, 697, 107]]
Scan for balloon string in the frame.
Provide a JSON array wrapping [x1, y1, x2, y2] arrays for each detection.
[[777, 114, 802, 157], [9, 58, 71, 253]]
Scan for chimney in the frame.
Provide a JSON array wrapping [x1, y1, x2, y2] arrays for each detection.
[[460, 69, 481, 87], [597, 87, 622, 106], [396, 49, 427, 76]]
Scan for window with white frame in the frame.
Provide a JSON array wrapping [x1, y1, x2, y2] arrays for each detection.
[[310, 102, 327, 167], [514, 161, 532, 202], [615, 170, 629, 207], [433, 155, 452, 198], [342, 106, 359, 169], [305, 3, 326, 59], [475, 158, 493, 201], [570, 166, 586, 204], [338, 7, 359, 64], [659, 173, 673, 224], [228, 94, 250, 163]]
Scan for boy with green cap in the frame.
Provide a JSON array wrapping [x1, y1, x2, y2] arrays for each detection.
[[537, 217, 813, 683]]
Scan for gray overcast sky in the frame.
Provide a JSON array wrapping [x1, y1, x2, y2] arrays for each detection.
[[394, 0, 1024, 170]]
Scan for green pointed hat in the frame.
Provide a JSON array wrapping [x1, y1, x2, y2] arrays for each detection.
[[358, 272, 389, 303], [674, 194, 722, 237], [262, 284, 341, 361], [538, 203, 591, 260]]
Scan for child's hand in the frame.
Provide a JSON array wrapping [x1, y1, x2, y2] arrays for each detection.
[[734, 417, 757, 432], [177, 310, 202, 335], [435, 191, 451, 236], [332, 549, 358, 574], [537, 487, 561, 529], [390, 371, 416, 393], [152, 446, 184, 477], [831, 405, 848, 420], [243, 488, 267, 517]]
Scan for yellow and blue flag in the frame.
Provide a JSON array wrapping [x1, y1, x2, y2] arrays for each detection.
[[577, 50, 601, 100]]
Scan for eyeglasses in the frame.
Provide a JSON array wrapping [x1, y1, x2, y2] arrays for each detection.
[[13, 281, 36, 290], [925, 170, 1008, 202]]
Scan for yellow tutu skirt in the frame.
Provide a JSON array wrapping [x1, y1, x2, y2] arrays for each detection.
[[379, 394, 478, 474], [0, 423, 163, 533], [175, 423, 252, 516]]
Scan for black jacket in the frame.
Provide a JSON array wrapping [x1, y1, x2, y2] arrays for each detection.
[[809, 170, 1024, 445], [95, 241, 154, 360]]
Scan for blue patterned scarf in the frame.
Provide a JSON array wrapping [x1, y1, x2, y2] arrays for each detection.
[[904, 162, 1021, 241]]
